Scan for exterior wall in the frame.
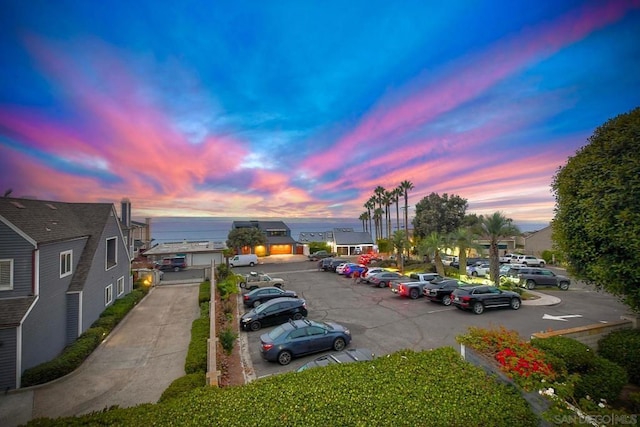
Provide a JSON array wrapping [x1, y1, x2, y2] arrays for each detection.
[[524, 226, 552, 257], [22, 238, 87, 371], [192, 252, 223, 266], [531, 319, 633, 351], [0, 221, 34, 296], [80, 216, 132, 336], [66, 292, 81, 344], [0, 328, 17, 390]]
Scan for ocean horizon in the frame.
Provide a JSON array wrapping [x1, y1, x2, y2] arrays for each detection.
[[137, 216, 550, 245]]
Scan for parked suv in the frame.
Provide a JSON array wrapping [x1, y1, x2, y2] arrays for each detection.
[[155, 256, 186, 272], [513, 255, 545, 267], [518, 267, 570, 290], [451, 285, 521, 314]]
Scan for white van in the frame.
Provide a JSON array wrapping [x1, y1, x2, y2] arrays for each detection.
[[229, 254, 258, 267]]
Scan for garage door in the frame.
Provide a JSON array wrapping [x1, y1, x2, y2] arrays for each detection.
[[270, 245, 291, 255]]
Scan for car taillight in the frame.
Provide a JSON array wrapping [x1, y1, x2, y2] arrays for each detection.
[[243, 295, 249, 301], [461, 295, 471, 302], [262, 343, 273, 351], [399, 284, 404, 292]]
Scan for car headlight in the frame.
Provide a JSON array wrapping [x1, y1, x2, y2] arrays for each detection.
[[242, 317, 251, 323], [344, 329, 351, 335]]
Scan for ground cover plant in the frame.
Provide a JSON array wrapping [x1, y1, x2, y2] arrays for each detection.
[[26, 348, 538, 426]]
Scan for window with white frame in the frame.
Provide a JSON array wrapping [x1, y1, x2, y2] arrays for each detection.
[[106, 237, 117, 269], [60, 250, 72, 278], [105, 283, 113, 305], [0, 259, 14, 291], [117, 276, 124, 296]]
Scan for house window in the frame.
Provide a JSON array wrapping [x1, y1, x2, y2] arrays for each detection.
[[117, 276, 124, 296], [105, 284, 113, 305], [0, 259, 13, 291], [106, 237, 117, 269], [60, 250, 73, 278]]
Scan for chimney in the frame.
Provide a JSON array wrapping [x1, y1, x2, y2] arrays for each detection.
[[121, 198, 131, 227], [145, 217, 152, 245]]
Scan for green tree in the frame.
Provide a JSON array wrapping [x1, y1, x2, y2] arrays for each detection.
[[448, 227, 482, 277], [413, 192, 468, 239], [226, 227, 266, 254], [399, 180, 414, 251], [552, 107, 640, 312], [417, 232, 446, 277], [392, 230, 407, 272], [480, 212, 520, 284], [374, 186, 386, 238], [365, 198, 375, 237], [359, 212, 369, 232]]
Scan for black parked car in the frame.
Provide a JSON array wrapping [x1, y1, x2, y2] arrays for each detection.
[[423, 279, 469, 305], [242, 287, 298, 308], [260, 319, 352, 365], [296, 348, 375, 372], [327, 258, 346, 272], [451, 285, 521, 315], [240, 297, 307, 331]]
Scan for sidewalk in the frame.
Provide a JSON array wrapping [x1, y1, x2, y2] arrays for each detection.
[[522, 289, 561, 306]]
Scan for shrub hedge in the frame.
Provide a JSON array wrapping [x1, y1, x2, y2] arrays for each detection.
[[574, 356, 628, 402], [184, 317, 210, 374], [21, 283, 149, 387], [198, 280, 211, 304], [157, 372, 206, 403], [530, 336, 595, 374], [598, 328, 640, 385], [27, 348, 539, 426]]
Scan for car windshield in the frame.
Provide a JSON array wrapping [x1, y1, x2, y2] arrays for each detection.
[[267, 325, 287, 340], [254, 302, 274, 314]]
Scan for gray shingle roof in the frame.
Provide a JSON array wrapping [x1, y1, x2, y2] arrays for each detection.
[[332, 230, 374, 245], [0, 296, 36, 327]]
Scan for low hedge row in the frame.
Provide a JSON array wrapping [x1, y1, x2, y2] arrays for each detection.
[[184, 317, 210, 374], [598, 328, 640, 385], [157, 372, 206, 403], [26, 348, 539, 426], [21, 282, 150, 388], [531, 336, 628, 403]]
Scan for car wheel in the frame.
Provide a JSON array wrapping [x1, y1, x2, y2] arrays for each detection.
[[292, 312, 303, 320], [333, 337, 346, 351], [471, 271, 478, 277], [250, 321, 261, 331], [239, 282, 246, 289], [523, 262, 528, 266], [378, 281, 387, 288], [174, 267, 180, 272], [526, 280, 536, 290], [275, 283, 283, 289], [253, 300, 262, 308], [409, 288, 420, 299], [442, 295, 452, 306], [229, 264, 234, 268], [559, 281, 569, 291], [249, 262, 255, 267], [510, 298, 521, 310], [472, 302, 484, 315], [278, 350, 292, 365], [539, 262, 545, 267]]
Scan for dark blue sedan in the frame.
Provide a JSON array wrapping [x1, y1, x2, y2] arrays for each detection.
[[260, 319, 352, 365]]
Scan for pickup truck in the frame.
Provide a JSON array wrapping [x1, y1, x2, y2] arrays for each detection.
[[308, 250, 336, 261], [390, 273, 443, 299], [238, 272, 286, 291]]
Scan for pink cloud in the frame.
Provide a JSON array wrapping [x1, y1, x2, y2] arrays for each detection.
[[300, 0, 638, 178]]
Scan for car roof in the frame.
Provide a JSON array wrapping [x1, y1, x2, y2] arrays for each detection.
[[247, 286, 283, 294], [259, 296, 302, 306]]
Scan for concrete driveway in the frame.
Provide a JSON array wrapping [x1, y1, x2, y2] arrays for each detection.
[[0, 283, 200, 427]]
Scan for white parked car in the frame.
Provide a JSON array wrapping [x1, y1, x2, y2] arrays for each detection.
[[512, 255, 545, 267], [466, 263, 491, 277]]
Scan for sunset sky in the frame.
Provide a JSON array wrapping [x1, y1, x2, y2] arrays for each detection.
[[1, 1, 639, 229]]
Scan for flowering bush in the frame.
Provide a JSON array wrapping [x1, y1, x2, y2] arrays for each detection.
[[458, 326, 557, 391]]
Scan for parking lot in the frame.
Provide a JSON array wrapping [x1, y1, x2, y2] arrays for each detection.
[[236, 260, 635, 379]]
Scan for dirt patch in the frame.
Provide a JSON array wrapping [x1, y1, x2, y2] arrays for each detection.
[[214, 291, 247, 387]]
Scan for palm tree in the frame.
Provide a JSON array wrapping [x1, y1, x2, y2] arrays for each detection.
[[359, 212, 369, 232], [373, 208, 384, 242], [392, 230, 407, 273], [399, 180, 413, 232], [480, 212, 520, 284], [384, 190, 394, 238], [394, 186, 401, 234], [449, 227, 483, 278], [365, 198, 375, 238], [417, 232, 446, 277]]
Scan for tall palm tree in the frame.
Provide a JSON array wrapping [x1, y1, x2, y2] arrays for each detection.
[[394, 186, 401, 234], [384, 190, 394, 238], [392, 230, 407, 273], [399, 180, 414, 236], [417, 232, 446, 277], [374, 186, 386, 238], [365, 198, 375, 238], [480, 212, 520, 284], [373, 208, 384, 242], [359, 212, 369, 232]]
